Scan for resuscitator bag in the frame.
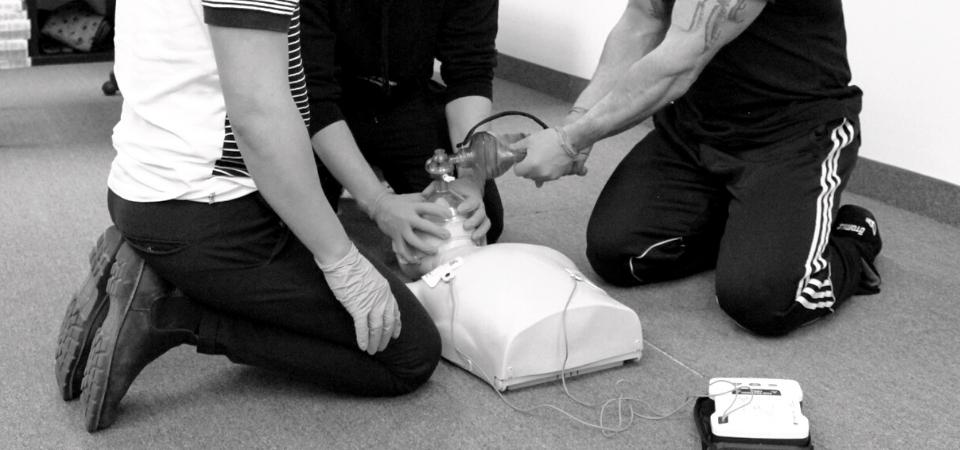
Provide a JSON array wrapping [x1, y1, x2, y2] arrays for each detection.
[[414, 243, 643, 391]]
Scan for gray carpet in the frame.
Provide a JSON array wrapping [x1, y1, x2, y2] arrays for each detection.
[[2, 62, 959, 449]]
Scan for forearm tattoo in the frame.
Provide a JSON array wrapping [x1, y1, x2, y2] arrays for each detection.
[[677, 0, 750, 51], [682, 0, 708, 31], [725, 0, 748, 23]]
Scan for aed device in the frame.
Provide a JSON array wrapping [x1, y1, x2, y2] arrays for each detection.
[[694, 378, 813, 449]]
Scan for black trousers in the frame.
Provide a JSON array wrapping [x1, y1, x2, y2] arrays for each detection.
[[586, 118, 866, 335], [108, 190, 441, 395], [316, 85, 504, 243]]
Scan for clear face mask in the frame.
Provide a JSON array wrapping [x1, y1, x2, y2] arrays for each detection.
[[400, 112, 549, 278]]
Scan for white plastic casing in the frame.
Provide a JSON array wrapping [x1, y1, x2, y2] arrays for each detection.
[[416, 243, 643, 391], [708, 377, 810, 440]]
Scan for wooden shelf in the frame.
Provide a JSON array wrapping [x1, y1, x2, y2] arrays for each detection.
[[25, 0, 115, 65], [31, 50, 113, 65]]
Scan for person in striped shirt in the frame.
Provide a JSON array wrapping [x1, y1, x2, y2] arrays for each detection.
[[55, 0, 442, 432]]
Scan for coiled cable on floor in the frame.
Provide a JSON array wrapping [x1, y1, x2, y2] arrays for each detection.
[[441, 271, 748, 436]]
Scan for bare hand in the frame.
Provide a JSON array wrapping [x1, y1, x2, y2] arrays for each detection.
[[562, 109, 592, 177], [370, 192, 452, 262], [510, 128, 575, 187], [424, 179, 491, 242]]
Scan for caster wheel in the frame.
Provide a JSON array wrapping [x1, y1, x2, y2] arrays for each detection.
[[102, 80, 118, 96]]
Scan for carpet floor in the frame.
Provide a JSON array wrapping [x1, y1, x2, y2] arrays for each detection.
[[2, 62, 958, 449]]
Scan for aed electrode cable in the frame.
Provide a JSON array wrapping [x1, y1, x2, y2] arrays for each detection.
[[438, 267, 751, 436]]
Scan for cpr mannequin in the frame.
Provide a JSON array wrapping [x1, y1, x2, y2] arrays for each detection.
[[402, 237, 644, 391], [388, 140, 641, 390]]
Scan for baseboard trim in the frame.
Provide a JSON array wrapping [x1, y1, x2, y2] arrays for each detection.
[[847, 159, 960, 227], [496, 53, 960, 227], [497, 53, 586, 104]]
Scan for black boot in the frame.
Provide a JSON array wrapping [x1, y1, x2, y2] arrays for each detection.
[[80, 244, 196, 432], [55, 226, 124, 401], [833, 205, 882, 295]]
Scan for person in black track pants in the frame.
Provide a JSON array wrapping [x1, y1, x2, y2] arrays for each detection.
[[511, 0, 882, 336]]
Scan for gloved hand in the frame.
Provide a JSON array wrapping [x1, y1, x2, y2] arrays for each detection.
[[316, 244, 401, 355], [366, 191, 452, 264]]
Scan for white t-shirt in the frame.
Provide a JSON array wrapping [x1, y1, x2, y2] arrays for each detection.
[[108, 0, 310, 203]]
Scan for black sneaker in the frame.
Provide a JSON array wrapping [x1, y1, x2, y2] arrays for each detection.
[[55, 227, 124, 401], [833, 205, 882, 294]]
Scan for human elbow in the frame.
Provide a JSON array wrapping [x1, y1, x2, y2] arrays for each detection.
[[656, 31, 714, 86], [224, 100, 287, 153], [659, 61, 701, 104], [642, 49, 704, 103], [671, 66, 699, 98]]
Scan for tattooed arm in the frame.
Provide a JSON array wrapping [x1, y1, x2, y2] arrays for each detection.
[[568, 0, 672, 114], [512, 0, 766, 184], [566, 0, 766, 148]]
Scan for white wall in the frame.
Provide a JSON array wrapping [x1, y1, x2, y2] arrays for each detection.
[[845, 0, 960, 186], [497, 0, 624, 79], [497, 0, 960, 187]]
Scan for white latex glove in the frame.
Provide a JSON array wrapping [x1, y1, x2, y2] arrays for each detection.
[[316, 244, 401, 354]]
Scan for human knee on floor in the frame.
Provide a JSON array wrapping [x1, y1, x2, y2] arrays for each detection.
[[585, 248, 640, 287], [586, 231, 691, 287], [386, 329, 442, 396], [717, 301, 796, 337], [715, 277, 799, 337], [585, 229, 648, 286]]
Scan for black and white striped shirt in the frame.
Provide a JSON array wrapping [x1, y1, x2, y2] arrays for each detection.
[[109, 0, 310, 203], [205, 0, 310, 178]]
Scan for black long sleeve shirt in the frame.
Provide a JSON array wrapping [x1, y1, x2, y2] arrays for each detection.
[[300, 0, 499, 135]]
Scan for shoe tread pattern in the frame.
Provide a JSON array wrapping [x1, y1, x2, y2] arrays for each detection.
[[55, 228, 122, 401], [80, 252, 135, 432]]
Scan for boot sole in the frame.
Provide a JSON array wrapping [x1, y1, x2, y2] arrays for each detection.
[[55, 227, 123, 401], [81, 251, 142, 432], [80, 329, 114, 432]]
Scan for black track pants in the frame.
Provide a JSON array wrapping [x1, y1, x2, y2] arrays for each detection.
[[586, 118, 867, 335]]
